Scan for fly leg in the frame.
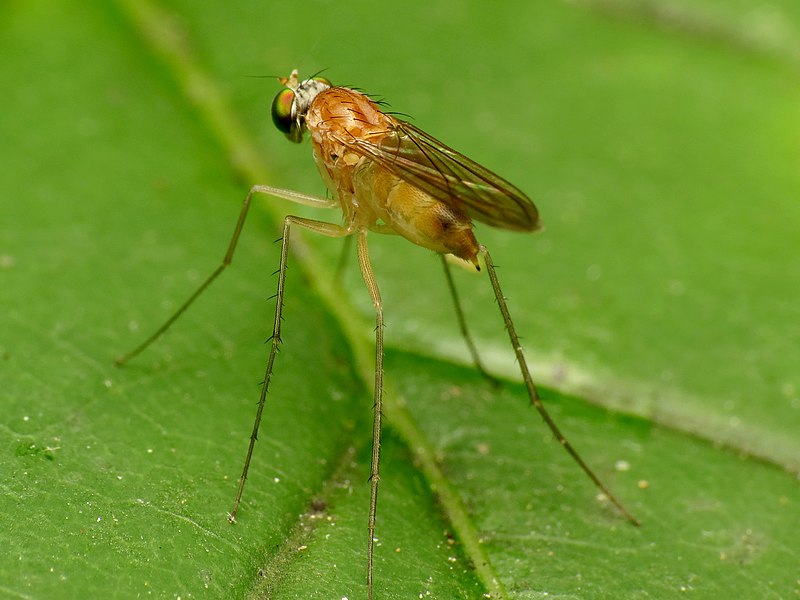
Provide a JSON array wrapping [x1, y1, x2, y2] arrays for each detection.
[[355, 230, 384, 600], [440, 255, 500, 386], [113, 182, 348, 521], [115, 184, 337, 366], [479, 245, 640, 526], [229, 215, 351, 521]]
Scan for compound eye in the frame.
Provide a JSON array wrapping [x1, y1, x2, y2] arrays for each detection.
[[271, 88, 295, 135]]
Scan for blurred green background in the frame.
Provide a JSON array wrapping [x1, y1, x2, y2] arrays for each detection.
[[1, 0, 798, 598]]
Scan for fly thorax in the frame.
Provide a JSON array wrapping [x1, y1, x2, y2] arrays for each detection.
[[292, 78, 331, 128]]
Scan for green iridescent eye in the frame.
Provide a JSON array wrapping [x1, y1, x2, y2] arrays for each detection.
[[271, 88, 295, 135]]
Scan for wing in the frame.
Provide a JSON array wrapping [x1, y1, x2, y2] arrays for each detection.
[[337, 120, 540, 231]]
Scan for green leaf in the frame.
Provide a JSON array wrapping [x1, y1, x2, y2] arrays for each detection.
[[1, 1, 798, 599]]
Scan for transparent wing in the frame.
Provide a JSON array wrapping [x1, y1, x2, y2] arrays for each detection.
[[338, 120, 539, 231]]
